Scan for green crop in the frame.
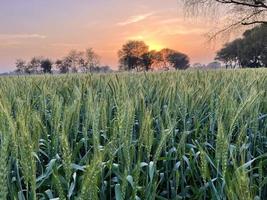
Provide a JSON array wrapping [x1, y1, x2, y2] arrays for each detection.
[[0, 69, 266, 199]]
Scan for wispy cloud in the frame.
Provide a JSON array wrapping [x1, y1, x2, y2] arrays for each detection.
[[0, 34, 47, 40], [117, 12, 154, 26]]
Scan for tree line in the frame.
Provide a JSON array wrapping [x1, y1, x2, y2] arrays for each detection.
[[15, 48, 112, 74], [15, 42, 190, 74], [216, 24, 267, 68], [14, 24, 266, 74], [118, 41, 190, 71]]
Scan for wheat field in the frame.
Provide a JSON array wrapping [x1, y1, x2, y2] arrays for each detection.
[[0, 69, 266, 199]]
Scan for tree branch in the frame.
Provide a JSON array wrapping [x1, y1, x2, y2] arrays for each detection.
[[208, 9, 265, 40], [242, 20, 267, 25], [215, 0, 267, 9]]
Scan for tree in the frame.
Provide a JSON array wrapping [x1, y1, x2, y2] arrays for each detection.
[[26, 57, 41, 74], [55, 48, 101, 73], [141, 50, 158, 71], [167, 52, 190, 70], [64, 50, 84, 73], [215, 39, 242, 68], [155, 48, 190, 70], [239, 24, 267, 67], [82, 48, 100, 72], [15, 59, 27, 73], [118, 41, 149, 71], [55, 59, 69, 73], [157, 48, 177, 70], [41, 59, 53, 73], [55, 50, 85, 73], [118, 43, 191, 71], [13, 48, 102, 74], [216, 24, 267, 67], [181, 0, 267, 36], [15, 57, 54, 74]]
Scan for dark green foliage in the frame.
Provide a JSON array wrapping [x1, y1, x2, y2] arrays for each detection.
[[216, 25, 267, 68]]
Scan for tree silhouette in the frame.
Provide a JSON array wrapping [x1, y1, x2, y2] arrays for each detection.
[[55, 49, 100, 73], [216, 39, 243, 68], [141, 50, 158, 71], [64, 50, 84, 73], [26, 57, 41, 74], [167, 52, 190, 70], [216, 24, 267, 68], [118, 41, 190, 71], [82, 48, 100, 72], [155, 49, 190, 70], [118, 41, 149, 71], [41, 59, 53, 73], [15, 59, 27, 73], [157, 48, 177, 70]]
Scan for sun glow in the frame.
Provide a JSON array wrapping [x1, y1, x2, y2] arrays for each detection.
[[147, 41, 164, 51]]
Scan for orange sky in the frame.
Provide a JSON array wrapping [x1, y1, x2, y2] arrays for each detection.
[[0, 0, 224, 72]]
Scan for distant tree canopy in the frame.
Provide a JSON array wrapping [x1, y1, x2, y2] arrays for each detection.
[[118, 41, 190, 71], [181, 0, 267, 36], [141, 50, 158, 71], [168, 51, 190, 70], [55, 49, 100, 73], [118, 41, 149, 71], [41, 59, 53, 73], [158, 48, 190, 70], [15, 57, 51, 74], [15, 48, 112, 74], [216, 24, 267, 68]]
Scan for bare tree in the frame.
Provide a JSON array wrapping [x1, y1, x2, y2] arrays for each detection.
[[65, 50, 84, 73], [15, 59, 27, 74], [83, 48, 100, 72], [26, 57, 42, 74], [181, 0, 267, 37]]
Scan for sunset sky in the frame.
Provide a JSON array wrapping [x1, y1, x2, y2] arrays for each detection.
[[0, 0, 223, 72]]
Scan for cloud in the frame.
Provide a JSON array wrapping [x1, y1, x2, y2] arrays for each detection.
[[117, 12, 154, 26], [0, 34, 47, 40]]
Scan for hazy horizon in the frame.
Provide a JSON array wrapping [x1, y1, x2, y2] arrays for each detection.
[[0, 0, 224, 72]]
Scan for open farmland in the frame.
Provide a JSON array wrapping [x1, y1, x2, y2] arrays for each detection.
[[0, 69, 266, 199]]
